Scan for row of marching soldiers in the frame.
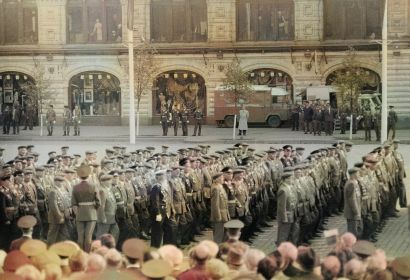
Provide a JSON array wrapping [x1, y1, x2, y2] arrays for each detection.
[[343, 139, 407, 241]]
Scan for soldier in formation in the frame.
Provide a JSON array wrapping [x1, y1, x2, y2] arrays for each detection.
[[192, 107, 204, 136], [0, 140, 406, 252], [46, 104, 56, 136], [72, 104, 82, 136], [63, 105, 72, 136]]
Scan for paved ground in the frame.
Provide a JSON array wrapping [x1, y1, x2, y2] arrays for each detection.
[[1, 125, 409, 258]]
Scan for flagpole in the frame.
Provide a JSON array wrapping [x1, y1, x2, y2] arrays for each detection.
[[381, 0, 388, 143]]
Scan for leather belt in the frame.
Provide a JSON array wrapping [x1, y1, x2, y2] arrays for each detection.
[[228, 200, 236, 203], [78, 202, 94, 206], [186, 193, 193, 197]]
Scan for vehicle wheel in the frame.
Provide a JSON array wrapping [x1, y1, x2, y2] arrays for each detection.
[[224, 115, 235, 128], [267, 115, 281, 128]]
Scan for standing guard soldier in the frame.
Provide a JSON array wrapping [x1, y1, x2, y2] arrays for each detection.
[[363, 103, 373, 141], [344, 168, 362, 238], [72, 165, 100, 252], [313, 104, 323, 136], [23, 102, 34, 130], [171, 106, 180, 136], [160, 107, 170, 136], [47, 176, 72, 245], [393, 140, 407, 208], [291, 105, 299, 131], [388, 105, 398, 140], [12, 101, 22, 135], [96, 175, 119, 241], [324, 103, 335, 136], [2, 105, 12, 135], [46, 105, 56, 136], [339, 105, 348, 134], [169, 166, 188, 246], [72, 105, 82, 136], [374, 106, 381, 142], [180, 107, 189, 136], [192, 107, 204, 136], [63, 106, 72, 136]]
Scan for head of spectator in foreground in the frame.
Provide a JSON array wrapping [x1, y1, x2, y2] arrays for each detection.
[[158, 245, 184, 276], [99, 234, 116, 249], [244, 249, 266, 272], [344, 259, 366, 280], [257, 255, 279, 279], [189, 243, 211, 267], [321, 256, 341, 280], [206, 258, 230, 280], [277, 242, 298, 269], [15, 264, 43, 280], [296, 246, 318, 272], [340, 232, 357, 250], [86, 253, 106, 273], [104, 249, 123, 269], [69, 250, 88, 273]]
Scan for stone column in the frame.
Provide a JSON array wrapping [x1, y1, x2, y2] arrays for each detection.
[[36, 0, 67, 44], [207, 0, 236, 42]]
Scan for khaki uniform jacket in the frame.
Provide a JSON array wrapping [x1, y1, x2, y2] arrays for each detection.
[[277, 180, 297, 223], [97, 186, 117, 224], [48, 187, 69, 224], [169, 177, 187, 215], [210, 182, 230, 223], [344, 179, 361, 220], [72, 180, 100, 221]]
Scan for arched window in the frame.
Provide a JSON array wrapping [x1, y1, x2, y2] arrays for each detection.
[[0, 0, 38, 45], [69, 72, 121, 116], [237, 0, 294, 41], [151, 0, 207, 43], [0, 71, 36, 113], [67, 0, 122, 44], [152, 70, 206, 115], [324, 0, 383, 40]]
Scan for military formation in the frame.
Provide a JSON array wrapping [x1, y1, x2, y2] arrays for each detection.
[[0, 140, 406, 254], [160, 106, 203, 136], [291, 101, 399, 141], [2, 103, 83, 136]]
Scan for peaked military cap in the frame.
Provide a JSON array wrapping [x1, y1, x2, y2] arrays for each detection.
[[17, 215, 37, 229]]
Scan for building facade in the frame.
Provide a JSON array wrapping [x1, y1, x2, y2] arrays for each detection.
[[0, 0, 409, 126]]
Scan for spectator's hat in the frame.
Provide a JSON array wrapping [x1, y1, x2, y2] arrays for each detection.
[[17, 215, 37, 229], [49, 241, 79, 258], [227, 242, 248, 266], [20, 239, 47, 257], [54, 176, 65, 182], [391, 256, 410, 278], [352, 240, 376, 257], [224, 219, 244, 230], [141, 259, 172, 278], [32, 250, 61, 270], [122, 238, 148, 261]]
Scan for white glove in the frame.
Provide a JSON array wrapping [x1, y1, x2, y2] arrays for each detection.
[[79, 121, 81, 124], [53, 121, 56, 124], [155, 214, 162, 222]]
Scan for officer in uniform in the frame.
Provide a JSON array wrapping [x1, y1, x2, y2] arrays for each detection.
[[160, 107, 170, 136], [171, 106, 180, 136], [149, 170, 175, 247], [46, 105, 56, 136], [324, 103, 335, 136], [9, 215, 37, 251], [96, 175, 119, 241], [192, 107, 204, 136], [374, 106, 381, 142], [47, 176, 72, 245], [63, 105, 72, 136], [0, 174, 21, 250], [312, 104, 323, 136], [2, 105, 12, 134], [111, 170, 129, 249], [34, 166, 49, 240], [12, 101, 22, 135], [72, 105, 82, 136], [169, 166, 188, 246], [21, 169, 41, 239], [71, 165, 100, 252], [276, 168, 298, 244], [339, 105, 348, 134], [388, 105, 398, 139], [393, 140, 407, 208], [363, 103, 373, 141], [210, 172, 230, 243], [344, 168, 362, 238], [23, 102, 34, 130], [180, 107, 189, 136]]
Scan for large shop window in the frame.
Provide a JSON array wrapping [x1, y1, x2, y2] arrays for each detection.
[[324, 0, 383, 40], [0, 72, 36, 113], [69, 72, 121, 116], [67, 0, 122, 44], [237, 0, 294, 41], [151, 0, 207, 43], [152, 71, 206, 115], [0, 0, 38, 45], [248, 69, 293, 103]]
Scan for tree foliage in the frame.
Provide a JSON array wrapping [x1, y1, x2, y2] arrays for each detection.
[[221, 59, 253, 107], [134, 41, 159, 111], [331, 47, 371, 113], [21, 61, 52, 116]]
